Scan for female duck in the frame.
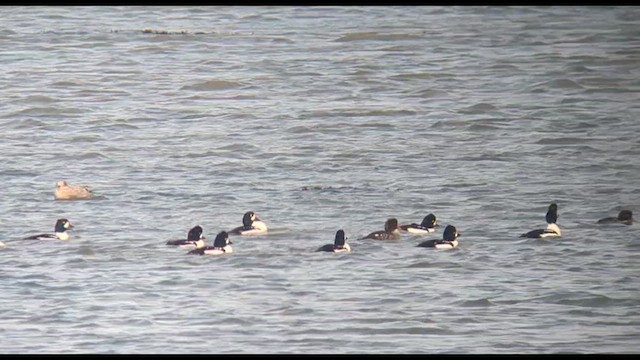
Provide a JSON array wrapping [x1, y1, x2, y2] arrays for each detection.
[[400, 213, 437, 234], [188, 231, 233, 256], [23, 218, 73, 240], [417, 224, 460, 249], [359, 218, 401, 240], [597, 210, 632, 225], [520, 203, 561, 238], [54, 180, 93, 200], [316, 229, 351, 253], [166, 225, 206, 249], [229, 211, 268, 235]]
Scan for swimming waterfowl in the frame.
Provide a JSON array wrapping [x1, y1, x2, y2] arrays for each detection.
[[597, 210, 632, 225], [316, 229, 351, 253], [229, 211, 268, 235], [417, 224, 460, 249], [188, 231, 233, 256], [54, 180, 93, 200], [166, 225, 206, 248], [359, 218, 401, 240], [520, 203, 561, 238], [23, 218, 74, 240], [400, 213, 437, 234]]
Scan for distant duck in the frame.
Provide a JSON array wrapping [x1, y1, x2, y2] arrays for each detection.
[[597, 210, 633, 225], [359, 218, 401, 240], [520, 203, 561, 238], [166, 225, 206, 248], [188, 231, 233, 256], [316, 229, 351, 253], [23, 218, 73, 240], [54, 180, 93, 200], [229, 211, 268, 235], [417, 224, 460, 249], [0, 241, 5, 248], [400, 213, 437, 234]]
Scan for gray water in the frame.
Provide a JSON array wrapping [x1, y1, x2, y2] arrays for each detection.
[[1, 6, 639, 354]]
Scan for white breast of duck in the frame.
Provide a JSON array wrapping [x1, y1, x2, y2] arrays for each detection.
[[406, 226, 436, 235], [434, 239, 458, 249], [540, 223, 561, 238], [180, 239, 206, 249], [240, 220, 268, 235], [56, 231, 70, 241], [203, 245, 233, 255], [332, 243, 351, 253]]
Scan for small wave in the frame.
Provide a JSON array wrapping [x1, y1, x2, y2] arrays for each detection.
[[461, 103, 498, 113], [308, 108, 415, 118], [94, 123, 139, 131], [536, 137, 590, 145], [356, 122, 397, 129], [77, 245, 96, 256], [532, 78, 585, 90], [16, 106, 84, 115], [334, 31, 422, 42], [19, 95, 57, 103], [180, 79, 242, 91], [563, 64, 594, 73], [1, 118, 46, 129], [69, 135, 104, 143], [76, 152, 109, 160], [169, 150, 219, 159], [468, 123, 501, 132], [458, 298, 495, 307], [51, 80, 82, 87], [413, 89, 451, 98], [390, 72, 437, 81], [488, 64, 521, 71], [431, 119, 468, 128], [287, 125, 313, 134]]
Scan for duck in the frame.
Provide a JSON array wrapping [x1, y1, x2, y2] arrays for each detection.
[[188, 231, 233, 255], [166, 225, 206, 248], [597, 210, 632, 225], [54, 180, 93, 200], [359, 218, 401, 240], [228, 211, 268, 235], [417, 224, 460, 249], [400, 213, 437, 234], [23, 218, 73, 240], [0, 241, 5, 248], [520, 203, 561, 238], [316, 229, 351, 253]]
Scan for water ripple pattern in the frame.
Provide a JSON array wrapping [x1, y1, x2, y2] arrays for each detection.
[[1, 6, 639, 354]]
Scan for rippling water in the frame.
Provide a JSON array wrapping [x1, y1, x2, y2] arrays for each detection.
[[1, 6, 639, 354]]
